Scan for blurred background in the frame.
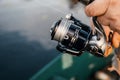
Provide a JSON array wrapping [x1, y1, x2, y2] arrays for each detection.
[[0, 0, 90, 80]]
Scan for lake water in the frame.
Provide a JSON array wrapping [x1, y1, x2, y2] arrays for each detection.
[[0, 0, 89, 80]]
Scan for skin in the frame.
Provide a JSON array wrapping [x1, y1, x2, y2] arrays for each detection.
[[85, 0, 120, 55], [83, 0, 120, 75], [85, 0, 120, 33]]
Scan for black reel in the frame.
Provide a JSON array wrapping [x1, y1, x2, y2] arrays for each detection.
[[50, 14, 107, 57]]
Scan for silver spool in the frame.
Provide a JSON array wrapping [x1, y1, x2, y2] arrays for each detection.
[[53, 19, 73, 42]]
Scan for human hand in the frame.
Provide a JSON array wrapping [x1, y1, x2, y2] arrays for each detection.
[[102, 26, 120, 48], [90, 18, 120, 57], [85, 0, 120, 34], [100, 26, 120, 57]]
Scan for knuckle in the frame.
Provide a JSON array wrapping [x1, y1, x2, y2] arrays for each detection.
[[97, 18, 109, 26], [85, 6, 94, 16], [110, 20, 120, 33]]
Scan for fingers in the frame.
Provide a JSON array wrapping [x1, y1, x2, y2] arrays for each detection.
[[104, 45, 113, 57], [103, 29, 120, 56], [90, 21, 113, 57], [102, 26, 111, 41], [97, 16, 110, 26], [103, 30, 120, 53], [109, 20, 120, 34], [90, 18, 95, 34], [90, 19, 120, 56], [112, 32, 120, 48], [101, 26, 113, 57], [85, 0, 110, 16]]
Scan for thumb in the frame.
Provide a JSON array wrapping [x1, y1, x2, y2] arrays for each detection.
[[85, 0, 110, 16]]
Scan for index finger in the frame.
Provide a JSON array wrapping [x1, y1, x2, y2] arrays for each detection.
[[85, 0, 110, 16]]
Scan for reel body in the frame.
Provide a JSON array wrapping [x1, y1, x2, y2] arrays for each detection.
[[50, 14, 107, 57]]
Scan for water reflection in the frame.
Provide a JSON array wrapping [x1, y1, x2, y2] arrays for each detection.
[[0, 29, 59, 80], [0, 0, 89, 80]]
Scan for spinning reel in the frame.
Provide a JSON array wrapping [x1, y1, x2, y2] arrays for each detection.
[[50, 14, 110, 57]]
